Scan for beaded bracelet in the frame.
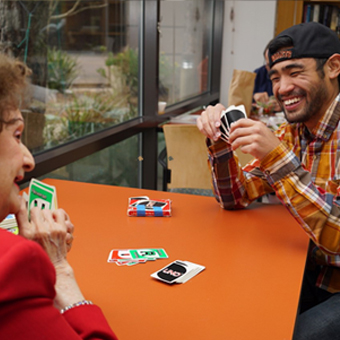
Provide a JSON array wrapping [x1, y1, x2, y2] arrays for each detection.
[[60, 300, 93, 314]]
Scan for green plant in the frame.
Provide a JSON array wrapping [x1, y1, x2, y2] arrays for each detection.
[[159, 51, 178, 102], [97, 47, 175, 112], [44, 91, 129, 145], [98, 48, 138, 96], [97, 48, 139, 116], [97, 48, 138, 95], [47, 47, 80, 92], [62, 92, 119, 138]]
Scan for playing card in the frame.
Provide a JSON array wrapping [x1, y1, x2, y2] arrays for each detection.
[[28, 179, 58, 216], [219, 114, 230, 142], [151, 260, 205, 284], [130, 248, 168, 260], [114, 259, 146, 266], [0, 214, 18, 235], [107, 248, 168, 266], [220, 104, 247, 132], [127, 197, 172, 217], [107, 249, 134, 262]]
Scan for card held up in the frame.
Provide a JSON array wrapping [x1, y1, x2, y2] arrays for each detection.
[[220, 104, 247, 142]]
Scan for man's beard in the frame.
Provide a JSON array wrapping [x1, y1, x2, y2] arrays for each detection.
[[277, 80, 328, 124]]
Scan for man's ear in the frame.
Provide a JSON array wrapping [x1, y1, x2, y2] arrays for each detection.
[[326, 54, 340, 80]]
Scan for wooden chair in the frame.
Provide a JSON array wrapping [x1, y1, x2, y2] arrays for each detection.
[[162, 123, 213, 196], [160, 121, 254, 196]]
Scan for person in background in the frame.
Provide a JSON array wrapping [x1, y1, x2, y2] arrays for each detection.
[[197, 22, 340, 340], [0, 53, 117, 339], [253, 40, 280, 113]]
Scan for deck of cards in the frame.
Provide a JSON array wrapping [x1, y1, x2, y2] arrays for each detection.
[[107, 248, 169, 266], [219, 104, 247, 143], [151, 260, 205, 284], [0, 179, 58, 235], [28, 178, 58, 216], [0, 214, 18, 235], [127, 196, 172, 217]]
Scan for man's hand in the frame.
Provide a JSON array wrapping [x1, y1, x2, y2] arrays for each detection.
[[228, 118, 280, 160], [197, 103, 226, 141], [253, 92, 269, 104]]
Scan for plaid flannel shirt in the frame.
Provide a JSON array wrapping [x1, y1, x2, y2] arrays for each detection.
[[208, 93, 340, 293]]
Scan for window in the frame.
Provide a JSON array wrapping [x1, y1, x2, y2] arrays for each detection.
[[10, 0, 224, 189], [38, 134, 140, 188], [159, 0, 213, 106], [2, 1, 140, 154]]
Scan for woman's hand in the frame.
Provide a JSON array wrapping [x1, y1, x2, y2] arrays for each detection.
[[16, 198, 75, 260], [16, 197, 85, 310]]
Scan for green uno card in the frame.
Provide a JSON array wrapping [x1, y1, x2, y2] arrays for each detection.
[[28, 179, 57, 215], [130, 248, 168, 260]]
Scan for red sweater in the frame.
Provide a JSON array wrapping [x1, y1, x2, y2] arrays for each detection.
[[0, 229, 118, 340]]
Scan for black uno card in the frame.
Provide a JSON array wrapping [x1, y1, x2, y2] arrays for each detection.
[[225, 109, 246, 129], [156, 262, 187, 283], [220, 115, 229, 132]]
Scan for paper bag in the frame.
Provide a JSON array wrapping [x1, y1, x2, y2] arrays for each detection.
[[228, 69, 256, 116]]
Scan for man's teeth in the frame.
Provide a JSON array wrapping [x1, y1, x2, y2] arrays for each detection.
[[284, 97, 300, 105]]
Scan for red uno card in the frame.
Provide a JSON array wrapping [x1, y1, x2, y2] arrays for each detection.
[[127, 196, 172, 217]]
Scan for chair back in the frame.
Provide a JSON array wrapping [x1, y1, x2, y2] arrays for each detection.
[[163, 124, 212, 190]]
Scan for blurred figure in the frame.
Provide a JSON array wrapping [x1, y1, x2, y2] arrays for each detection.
[[253, 40, 280, 113]]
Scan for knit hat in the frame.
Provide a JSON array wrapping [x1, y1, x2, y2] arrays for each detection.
[[268, 22, 340, 68]]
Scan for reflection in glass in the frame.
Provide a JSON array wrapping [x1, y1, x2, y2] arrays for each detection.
[[159, 0, 212, 107], [0, 1, 140, 153], [37, 134, 140, 188]]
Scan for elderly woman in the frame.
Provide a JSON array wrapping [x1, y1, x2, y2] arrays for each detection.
[[0, 54, 117, 339]]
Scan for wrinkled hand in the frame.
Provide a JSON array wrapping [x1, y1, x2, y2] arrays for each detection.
[[197, 103, 226, 141], [16, 198, 75, 265], [15, 198, 84, 312], [228, 118, 280, 160]]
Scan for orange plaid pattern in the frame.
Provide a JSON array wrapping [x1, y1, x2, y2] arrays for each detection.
[[207, 95, 340, 292]]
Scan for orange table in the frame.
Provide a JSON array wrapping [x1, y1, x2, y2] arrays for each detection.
[[44, 179, 309, 340]]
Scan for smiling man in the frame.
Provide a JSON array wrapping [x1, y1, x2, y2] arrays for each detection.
[[197, 22, 340, 339]]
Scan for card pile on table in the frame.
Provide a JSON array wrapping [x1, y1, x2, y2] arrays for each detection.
[[151, 260, 205, 284], [107, 248, 169, 266], [219, 104, 247, 143], [127, 196, 172, 217]]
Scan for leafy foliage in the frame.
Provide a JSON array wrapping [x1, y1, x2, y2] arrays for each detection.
[[47, 47, 80, 92]]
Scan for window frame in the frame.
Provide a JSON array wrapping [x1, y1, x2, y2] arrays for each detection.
[[21, 0, 224, 190]]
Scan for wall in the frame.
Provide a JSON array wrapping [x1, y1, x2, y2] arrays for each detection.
[[220, 1, 277, 106]]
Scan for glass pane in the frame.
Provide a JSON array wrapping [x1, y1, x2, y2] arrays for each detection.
[[159, 0, 212, 108], [0, 1, 140, 153], [36, 134, 141, 188]]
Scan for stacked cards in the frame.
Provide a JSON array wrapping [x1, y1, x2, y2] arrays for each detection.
[[151, 260, 205, 284], [0, 214, 18, 235], [219, 104, 247, 143], [127, 196, 172, 217], [28, 179, 58, 216], [0, 179, 57, 235], [107, 248, 168, 266]]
